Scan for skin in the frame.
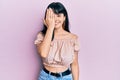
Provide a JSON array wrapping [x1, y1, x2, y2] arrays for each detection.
[[37, 8, 79, 80]]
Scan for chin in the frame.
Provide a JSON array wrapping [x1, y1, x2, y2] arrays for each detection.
[[54, 24, 62, 29]]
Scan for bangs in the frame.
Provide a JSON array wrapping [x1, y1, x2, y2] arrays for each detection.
[[48, 2, 65, 14]]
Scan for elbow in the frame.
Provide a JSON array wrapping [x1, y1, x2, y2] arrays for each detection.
[[36, 44, 50, 58], [40, 52, 48, 58], [71, 61, 79, 67], [38, 48, 48, 58], [71, 61, 79, 66], [38, 49, 48, 58]]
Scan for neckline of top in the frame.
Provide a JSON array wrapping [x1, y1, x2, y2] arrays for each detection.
[[53, 37, 76, 41]]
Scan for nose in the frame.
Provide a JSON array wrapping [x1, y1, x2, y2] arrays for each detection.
[[54, 16, 57, 21], [54, 14, 59, 20]]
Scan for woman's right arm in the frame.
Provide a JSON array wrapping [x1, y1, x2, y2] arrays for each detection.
[[38, 28, 54, 58], [37, 8, 55, 58]]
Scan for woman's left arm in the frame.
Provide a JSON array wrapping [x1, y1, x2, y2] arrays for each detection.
[[70, 51, 80, 80]]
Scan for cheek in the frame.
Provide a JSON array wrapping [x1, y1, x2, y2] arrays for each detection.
[[60, 18, 65, 23]]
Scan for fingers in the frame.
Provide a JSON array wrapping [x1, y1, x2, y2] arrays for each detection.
[[46, 8, 54, 20], [46, 8, 50, 20], [46, 9, 48, 20], [51, 9, 55, 19], [44, 8, 55, 28], [49, 8, 51, 19], [49, 8, 52, 19]]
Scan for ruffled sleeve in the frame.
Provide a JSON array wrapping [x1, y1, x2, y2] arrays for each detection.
[[74, 36, 80, 52], [34, 32, 44, 45]]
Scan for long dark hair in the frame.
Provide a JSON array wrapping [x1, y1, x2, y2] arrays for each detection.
[[41, 2, 70, 40]]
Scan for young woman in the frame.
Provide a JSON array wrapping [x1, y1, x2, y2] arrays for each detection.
[[34, 2, 80, 80]]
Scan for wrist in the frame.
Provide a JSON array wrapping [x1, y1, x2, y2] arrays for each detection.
[[47, 27, 54, 31], [47, 26, 54, 30]]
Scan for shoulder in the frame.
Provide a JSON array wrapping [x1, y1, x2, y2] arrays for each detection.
[[37, 32, 43, 36], [36, 32, 44, 38], [68, 32, 79, 40], [37, 31, 43, 35], [64, 31, 78, 39]]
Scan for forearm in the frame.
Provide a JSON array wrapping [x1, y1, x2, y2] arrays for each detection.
[[39, 27, 54, 58], [71, 62, 79, 80]]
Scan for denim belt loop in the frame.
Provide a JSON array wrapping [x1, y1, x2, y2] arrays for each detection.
[[60, 72, 63, 80], [48, 71, 51, 78], [48, 71, 51, 76]]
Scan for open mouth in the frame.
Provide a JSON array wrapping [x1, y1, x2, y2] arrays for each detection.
[[55, 23, 59, 25], [55, 21, 60, 25]]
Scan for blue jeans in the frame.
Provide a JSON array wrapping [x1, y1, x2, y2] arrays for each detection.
[[38, 69, 73, 80]]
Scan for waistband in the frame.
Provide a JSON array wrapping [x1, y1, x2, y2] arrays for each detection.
[[43, 67, 71, 77]]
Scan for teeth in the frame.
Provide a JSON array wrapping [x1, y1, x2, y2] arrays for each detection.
[[55, 21, 60, 25], [55, 23, 59, 24]]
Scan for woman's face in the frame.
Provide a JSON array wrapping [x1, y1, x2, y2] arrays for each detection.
[[54, 13, 65, 29]]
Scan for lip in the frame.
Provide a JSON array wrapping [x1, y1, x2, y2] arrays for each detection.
[[55, 23, 59, 25]]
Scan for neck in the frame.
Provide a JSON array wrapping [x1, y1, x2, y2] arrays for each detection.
[[54, 26, 65, 35]]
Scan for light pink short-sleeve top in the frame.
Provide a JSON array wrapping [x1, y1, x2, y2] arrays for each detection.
[[34, 32, 80, 67]]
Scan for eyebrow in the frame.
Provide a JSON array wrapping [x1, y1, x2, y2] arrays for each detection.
[[56, 13, 63, 15]]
